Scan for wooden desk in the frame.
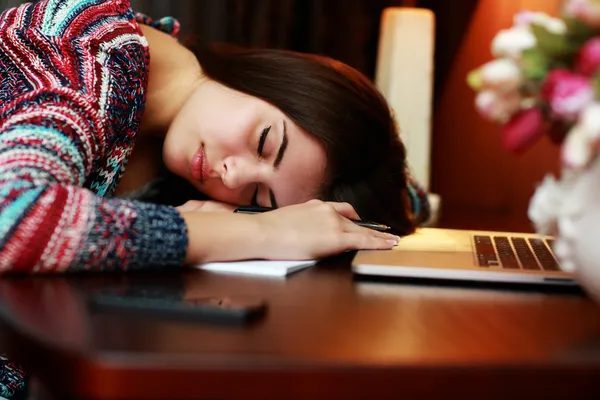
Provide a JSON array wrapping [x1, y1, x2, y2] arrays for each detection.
[[0, 254, 599, 399]]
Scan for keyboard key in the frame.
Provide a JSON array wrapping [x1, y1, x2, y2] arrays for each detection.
[[529, 238, 560, 271], [493, 236, 520, 269], [473, 235, 497, 267], [511, 237, 540, 270]]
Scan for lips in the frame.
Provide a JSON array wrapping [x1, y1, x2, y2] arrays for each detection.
[[190, 144, 207, 182]]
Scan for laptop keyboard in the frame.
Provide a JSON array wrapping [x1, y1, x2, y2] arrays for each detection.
[[473, 235, 560, 271]]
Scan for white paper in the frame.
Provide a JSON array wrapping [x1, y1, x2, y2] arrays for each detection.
[[195, 260, 317, 277]]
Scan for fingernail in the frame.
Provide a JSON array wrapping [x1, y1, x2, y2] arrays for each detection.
[[386, 239, 399, 246]]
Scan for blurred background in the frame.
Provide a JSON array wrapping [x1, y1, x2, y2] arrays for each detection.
[[0, 0, 565, 233]]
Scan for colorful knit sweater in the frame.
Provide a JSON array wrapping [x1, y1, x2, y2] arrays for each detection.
[[0, 0, 188, 274]]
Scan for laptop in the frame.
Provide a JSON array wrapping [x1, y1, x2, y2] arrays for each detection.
[[351, 228, 578, 286]]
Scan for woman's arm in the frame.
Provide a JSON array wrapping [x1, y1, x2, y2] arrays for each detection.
[[0, 89, 189, 273], [180, 200, 399, 264]]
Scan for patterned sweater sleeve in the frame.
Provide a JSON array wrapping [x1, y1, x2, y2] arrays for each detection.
[[0, 0, 188, 273]]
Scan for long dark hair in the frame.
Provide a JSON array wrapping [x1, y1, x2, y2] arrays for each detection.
[[189, 42, 415, 235]]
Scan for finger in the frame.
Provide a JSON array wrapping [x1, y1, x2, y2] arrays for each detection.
[[175, 202, 197, 212], [326, 202, 360, 220], [205, 202, 236, 212], [220, 203, 238, 212], [343, 232, 399, 251], [306, 199, 324, 205], [370, 229, 401, 241]]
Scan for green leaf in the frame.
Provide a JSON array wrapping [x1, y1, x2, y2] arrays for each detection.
[[521, 48, 549, 81], [592, 72, 600, 99], [466, 69, 483, 90], [530, 22, 578, 60], [563, 15, 595, 46]]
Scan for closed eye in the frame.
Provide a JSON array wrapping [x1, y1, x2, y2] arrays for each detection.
[[251, 184, 259, 206], [257, 126, 271, 158], [250, 185, 278, 208], [252, 126, 271, 207]]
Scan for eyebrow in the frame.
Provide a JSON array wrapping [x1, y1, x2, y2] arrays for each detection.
[[273, 120, 288, 170]]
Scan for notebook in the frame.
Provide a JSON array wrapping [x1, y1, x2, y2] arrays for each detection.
[[352, 227, 578, 286], [195, 260, 317, 277]]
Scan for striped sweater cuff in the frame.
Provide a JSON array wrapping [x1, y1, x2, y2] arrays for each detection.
[[128, 202, 188, 269]]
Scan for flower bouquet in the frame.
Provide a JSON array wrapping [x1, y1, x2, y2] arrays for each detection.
[[467, 0, 600, 299]]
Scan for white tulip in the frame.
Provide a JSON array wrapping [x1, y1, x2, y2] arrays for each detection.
[[578, 102, 600, 142], [562, 125, 594, 169], [527, 174, 563, 236], [480, 58, 523, 92], [531, 13, 567, 34], [514, 11, 567, 34], [491, 27, 536, 60], [475, 89, 522, 122]]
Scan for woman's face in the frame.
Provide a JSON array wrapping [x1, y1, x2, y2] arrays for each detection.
[[163, 80, 327, 207]]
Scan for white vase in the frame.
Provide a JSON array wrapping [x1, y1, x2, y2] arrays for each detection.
[[552, 155, 600, 302]]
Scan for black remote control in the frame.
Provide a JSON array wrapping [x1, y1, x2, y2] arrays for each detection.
[[87, 286, 267, 325]]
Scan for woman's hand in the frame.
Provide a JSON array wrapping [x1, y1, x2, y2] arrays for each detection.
[[252, 200, 399, 260], [179, 199, 399, 264], [176, 200, 236, 213]]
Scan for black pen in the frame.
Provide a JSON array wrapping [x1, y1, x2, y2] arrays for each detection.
[[234, 205, 391, 232]]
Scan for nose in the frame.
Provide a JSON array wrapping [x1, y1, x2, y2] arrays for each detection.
[[221, 156, 264, 189]]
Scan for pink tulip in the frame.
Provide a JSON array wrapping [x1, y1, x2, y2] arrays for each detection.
[[514, 11, 538, 27], [500, 107, 546, 153], [576, 37, 600, 76], [541, 69, 594, 121]]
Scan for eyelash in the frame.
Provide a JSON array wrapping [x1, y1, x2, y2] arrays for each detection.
[[251, 184, 259, 206], [252, 126, 271, 205]]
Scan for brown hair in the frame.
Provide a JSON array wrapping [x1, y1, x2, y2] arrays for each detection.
[[189, 42, 415, 235]]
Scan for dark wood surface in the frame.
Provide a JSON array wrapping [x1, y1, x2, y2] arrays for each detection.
[[1, 252, 600, 399]]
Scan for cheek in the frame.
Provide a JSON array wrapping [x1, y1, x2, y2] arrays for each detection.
[[163, 130, 190, 171], [280, 148, 327, 205], [205, 126, 251, 154], [201, 108, 259, 151], [193, 180, 247, 205]]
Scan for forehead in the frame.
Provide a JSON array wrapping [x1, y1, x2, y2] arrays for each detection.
[[273, 119, 327, 206]]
